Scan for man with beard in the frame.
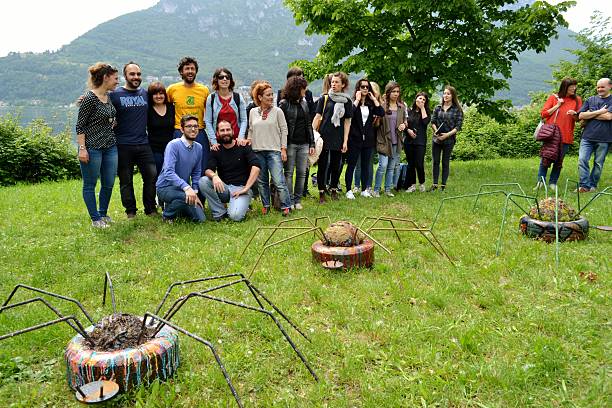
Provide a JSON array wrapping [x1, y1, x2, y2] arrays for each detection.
[[167, 56, 211, 169], [199, 120, 260, 222], [577, 78, 612, 192], [155, 115, 205, 223], [109, 61, 158, 218]]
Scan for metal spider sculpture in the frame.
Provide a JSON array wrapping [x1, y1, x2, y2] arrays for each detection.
[[241, 215, 453, 277], [0, 272, 317, 407], [430, 181, 610, 266]]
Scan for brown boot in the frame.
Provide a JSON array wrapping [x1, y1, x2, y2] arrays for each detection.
[[330, 188, 339, 200], [319, 190, 326, 204]]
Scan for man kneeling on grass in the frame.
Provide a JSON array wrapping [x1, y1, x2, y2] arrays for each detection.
[[199, 120, 260, 221], [155, 115, 205, 223]]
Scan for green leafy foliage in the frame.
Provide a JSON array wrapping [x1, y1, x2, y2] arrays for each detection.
[[285, 0, 574, 119], [552, 11, 612, 99], [0, 115, 80, 186]]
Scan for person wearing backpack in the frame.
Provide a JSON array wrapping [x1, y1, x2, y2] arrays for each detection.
[[205, 68, 248, 152], [535, 78, 581, 191]]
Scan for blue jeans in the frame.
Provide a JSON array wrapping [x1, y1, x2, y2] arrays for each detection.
[[284, 143, 309, 205], [578, 139, 609, 189], [157, 185, 205, 222], [79, 146, 118, 221], [199, 177, 252, 221], [391, 148, 401, 188], [537, 143, 570, 185], [255, 150, 291, 209], [374, 148, 398, 193]]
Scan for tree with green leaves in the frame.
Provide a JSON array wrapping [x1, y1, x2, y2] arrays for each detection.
[[285, 0, 573, 118], [552, 11, 611, 99]]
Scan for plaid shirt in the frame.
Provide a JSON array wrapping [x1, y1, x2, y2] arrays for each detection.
[[432, 104, 463, 144]]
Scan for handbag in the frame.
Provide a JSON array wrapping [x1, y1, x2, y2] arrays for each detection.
[[535, 102, 560, 142]]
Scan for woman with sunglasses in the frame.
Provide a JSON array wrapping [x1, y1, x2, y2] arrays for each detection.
[[345, 78, 384, 199], [205, 68, 248, 151]]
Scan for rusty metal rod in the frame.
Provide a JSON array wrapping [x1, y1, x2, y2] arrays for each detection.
[[0, 315, 92, 343], [102, 272, 117, 313], [0, 284, 94, 324], [141, 313, 244, 408], [0, 297, 85, 336]]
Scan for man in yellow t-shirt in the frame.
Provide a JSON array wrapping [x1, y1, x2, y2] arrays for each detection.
[[167, 56, 211, 168]]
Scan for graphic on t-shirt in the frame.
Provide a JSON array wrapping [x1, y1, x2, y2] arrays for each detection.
[[186, 96, 195, 106], [119, 95, 146, 107]]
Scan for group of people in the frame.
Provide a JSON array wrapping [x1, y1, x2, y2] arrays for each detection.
[[535, 77, 611, 192], [76, 56, 609, 227]]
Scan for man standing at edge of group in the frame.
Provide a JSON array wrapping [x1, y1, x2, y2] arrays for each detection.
[[200, 120, 260, 221], [109, 62, 158, 218], [167, 56, 211, 170], [577, 77, 612, 193], [155, 115, 205, 223]]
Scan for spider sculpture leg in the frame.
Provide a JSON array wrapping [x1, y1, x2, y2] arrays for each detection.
[[140, 313, 244, 408], [157, 276, 311, 344], [1, 284, 95, 324]]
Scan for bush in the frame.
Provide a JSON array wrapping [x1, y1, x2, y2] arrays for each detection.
[[0, 115, 80, 186]]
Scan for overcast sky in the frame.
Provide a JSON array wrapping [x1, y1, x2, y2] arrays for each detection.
[[0, 0, 609, 57]]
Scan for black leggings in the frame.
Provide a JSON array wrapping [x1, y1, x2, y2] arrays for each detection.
[[404, 144, 425, 185], [317, 149, 342, 191], [345, 146, 373, 190], [432, 140, 455, 185]]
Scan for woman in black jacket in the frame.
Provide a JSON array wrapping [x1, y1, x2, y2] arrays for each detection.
[[279, 76, 315, 210], [404, 92, 430, 192], [345, 78, 384, 199]]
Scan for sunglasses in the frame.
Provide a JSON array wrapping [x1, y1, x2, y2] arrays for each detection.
[[217, 75, 231, 80], [360, 85, 370, 90]]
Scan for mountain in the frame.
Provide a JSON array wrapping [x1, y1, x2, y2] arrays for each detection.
[[0, 0, 578, 107]]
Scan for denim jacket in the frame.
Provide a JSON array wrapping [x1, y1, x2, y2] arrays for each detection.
[[205, 91, 248, 144]]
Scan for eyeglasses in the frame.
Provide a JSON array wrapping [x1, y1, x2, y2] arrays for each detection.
[[360, 85, 369, 90], [184, 124, 199, 129], [218, 75, 231, 80]]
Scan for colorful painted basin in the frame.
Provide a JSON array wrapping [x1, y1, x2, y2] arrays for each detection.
[[65, 319, 179, 392], [311, 239, 375, 268]]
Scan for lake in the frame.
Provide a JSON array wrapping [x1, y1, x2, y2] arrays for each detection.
[[0, 105, 78, 136]]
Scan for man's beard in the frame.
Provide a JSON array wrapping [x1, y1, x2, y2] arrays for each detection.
[[128, 79, 141, 89], [221, 135, 233, 144], [181, 73, 196, 84]]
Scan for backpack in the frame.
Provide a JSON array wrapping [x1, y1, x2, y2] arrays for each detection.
[[210, 92, 242, 123]]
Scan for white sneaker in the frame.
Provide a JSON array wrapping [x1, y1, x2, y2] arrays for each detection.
[[419, 184, 426, 192], [360, 190, 372, 198], [294, 203, 303, 210], [92, 220, 109, 228], [371, 191, 381, 198], [385, 191, 395, 197], [352, 187, 360, 193], [405, 184, 416, 193], [346, 190, 355, 200], [549, 184, 557, 192]]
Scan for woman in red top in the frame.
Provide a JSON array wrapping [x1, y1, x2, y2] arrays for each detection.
[[536, 78, 582, 190]]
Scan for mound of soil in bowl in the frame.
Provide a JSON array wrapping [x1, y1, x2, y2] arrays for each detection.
[[88, 313, 155, 351]]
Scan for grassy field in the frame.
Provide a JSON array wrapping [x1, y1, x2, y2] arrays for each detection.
[[0, 157, 609, 407]]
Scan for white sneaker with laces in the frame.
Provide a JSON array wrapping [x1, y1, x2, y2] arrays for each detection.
[[371, 191, 381, 198], [419, 184, 426, 192], [385, 191, 395, 197], [346, 190, 355, 200], [352, 187, 360, 193], [294, 203, 303, 210], [360, 190, 372, 198], [405, 184, 416, 193]]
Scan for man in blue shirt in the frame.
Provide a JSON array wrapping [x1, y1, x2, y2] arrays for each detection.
[[577, 78, 612, 192], [155, 115, 204, 223], [109, 62, 158, 218]]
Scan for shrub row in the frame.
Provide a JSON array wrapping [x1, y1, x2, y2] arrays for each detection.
[[0, 115, 80, 186]]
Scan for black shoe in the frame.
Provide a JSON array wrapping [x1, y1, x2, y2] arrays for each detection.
[[440, 184, 446, 192], [330, 189, 339, 200], [427, 184, 438, 192], [214, 213, 229, 222]]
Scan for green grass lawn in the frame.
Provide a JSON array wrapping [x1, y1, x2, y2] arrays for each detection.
[[0, 157, 609, 407]]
